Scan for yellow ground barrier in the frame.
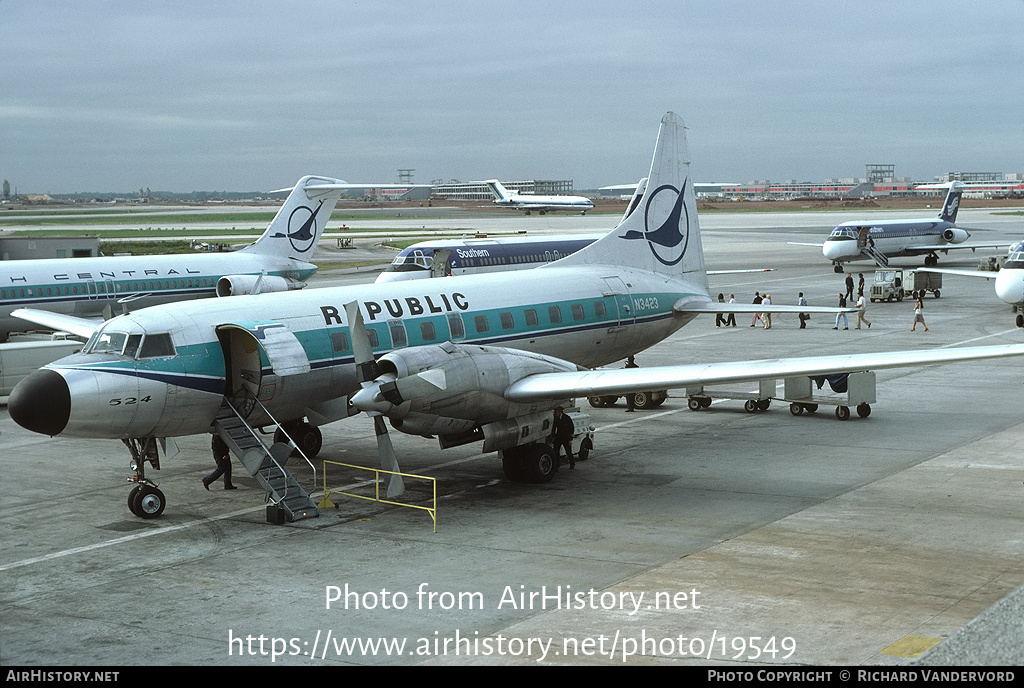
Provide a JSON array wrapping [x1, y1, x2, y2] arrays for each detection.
[[319, 459, 437, 532]]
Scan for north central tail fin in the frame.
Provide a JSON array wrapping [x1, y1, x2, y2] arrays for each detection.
[[554, 112, 708, 295], [939, 181, 965, 223], [242, 175, 349, 260]]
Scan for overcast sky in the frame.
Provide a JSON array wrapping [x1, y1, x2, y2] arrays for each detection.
[[3, 1, 1023, 193]]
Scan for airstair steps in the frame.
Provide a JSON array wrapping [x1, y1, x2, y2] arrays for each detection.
[[865, 245, 889, 267], [214, 400, 319, 523]]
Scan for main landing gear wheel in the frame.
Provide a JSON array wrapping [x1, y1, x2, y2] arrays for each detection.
[[503, 444, 558, 484], [834, 264, 845, 273], [525, 445, 557, 483], [131, 485, 166, 519], [835, 406, 851, 421], [1017, 313, 1024, 328]]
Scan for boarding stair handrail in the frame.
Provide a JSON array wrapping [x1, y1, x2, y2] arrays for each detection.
[[222, 392, 318, 505]]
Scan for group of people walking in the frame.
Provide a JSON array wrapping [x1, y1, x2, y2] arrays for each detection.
[[714, 280, 929, 332]]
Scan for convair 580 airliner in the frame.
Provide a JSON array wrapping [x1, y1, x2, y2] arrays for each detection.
[[11, 113, 1024, 521]]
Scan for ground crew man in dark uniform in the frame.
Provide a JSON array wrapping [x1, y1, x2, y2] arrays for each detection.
[[551, 406, 575, 469], [203, 433, 237, 490]]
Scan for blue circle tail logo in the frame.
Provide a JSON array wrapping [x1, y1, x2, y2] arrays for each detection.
[[618, 179, 689, 266], [285, 200, 324, 253]]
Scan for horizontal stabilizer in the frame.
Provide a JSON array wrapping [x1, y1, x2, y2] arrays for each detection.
[[11, 308, 103, 338], [673, 298, 855, 315], [706, 268, 776, 275]]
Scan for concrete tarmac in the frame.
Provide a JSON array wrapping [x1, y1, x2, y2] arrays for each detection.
[[2, 207, 1023, 666]]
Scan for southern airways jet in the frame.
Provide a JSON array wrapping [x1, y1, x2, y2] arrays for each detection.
[[0, 176, 362, 342], [10, 113, 1024, 521], [483, 179, 594, 215], [791, 182, 1005, 272]]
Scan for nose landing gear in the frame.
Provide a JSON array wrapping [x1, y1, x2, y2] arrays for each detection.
[[123, 438, 166, 519]]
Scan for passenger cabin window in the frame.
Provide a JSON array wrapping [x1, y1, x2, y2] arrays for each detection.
[[594, 301, 607, 318], [500, 312, 514, 330], [331, 332, 350, 352], [525, 309, 538, 327], [448, 315, 465, 339], [474, 315, 489, 333], [140, 333, 175, 358], [548, 306, 562, 324], [390, 323, 408, 347], [572, 303, 585, 321], [420, 321, 436, 341]]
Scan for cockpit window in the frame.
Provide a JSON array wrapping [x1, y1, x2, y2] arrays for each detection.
[[85, 331, 128, 355], [123, 334, 143, 359], [1007, 241, 1024, 264], [140, 333, 175, 358]]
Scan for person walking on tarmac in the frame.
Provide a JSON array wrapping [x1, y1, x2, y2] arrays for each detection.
[[833, 293, 849, 330], [911, 296, 929, 332], [203, 433, 237, 490], [855, 293, 871, 329], [550, 406, 575, 469]]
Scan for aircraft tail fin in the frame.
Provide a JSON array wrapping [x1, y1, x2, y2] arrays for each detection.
[[483, 179, 513, 203], [939, 181, 965, 223], [554, 112, 708, 295], [242, 176, 348, 260]]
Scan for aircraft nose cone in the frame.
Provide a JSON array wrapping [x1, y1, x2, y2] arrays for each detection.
[[9, 368, 71, 436], [995, 271, 1024, 305]]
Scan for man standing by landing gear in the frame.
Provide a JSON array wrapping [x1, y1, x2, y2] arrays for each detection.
[[551, 406, 575, 469]]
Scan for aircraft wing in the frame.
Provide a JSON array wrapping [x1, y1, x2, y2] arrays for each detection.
[[904, 242, 1007, 252], [11, 308, 103, 339], [916, 267, 998, 280], [504, 344, 1024, 402], [270, 182, 433, 193]]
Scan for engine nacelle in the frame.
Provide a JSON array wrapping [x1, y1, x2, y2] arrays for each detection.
[[369, 341, 577, 424], [216, 274, 303, 297], [942, 228, 970, 244]]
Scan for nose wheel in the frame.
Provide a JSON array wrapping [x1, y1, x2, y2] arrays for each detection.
[[127, 484, 166, 518]]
